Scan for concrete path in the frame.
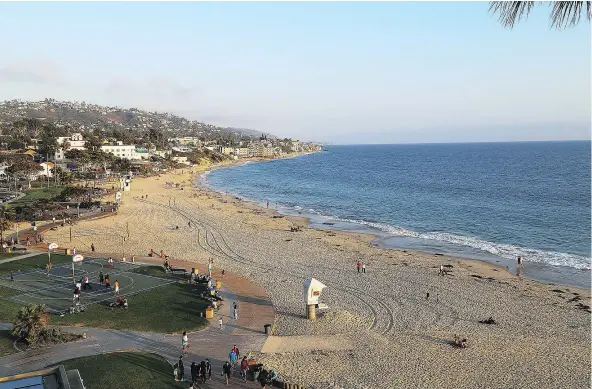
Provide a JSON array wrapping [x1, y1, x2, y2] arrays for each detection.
[[0, 250, 44, 264]]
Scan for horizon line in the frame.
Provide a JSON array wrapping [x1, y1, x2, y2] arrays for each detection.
[[326, 139, 591, 146]]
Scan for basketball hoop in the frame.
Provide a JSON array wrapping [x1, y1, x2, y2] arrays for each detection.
[[73, 254, 84, 263]]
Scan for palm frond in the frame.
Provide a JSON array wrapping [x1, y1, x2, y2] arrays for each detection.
[[549, 1, 592, 29], [489, 1, 538, 29]]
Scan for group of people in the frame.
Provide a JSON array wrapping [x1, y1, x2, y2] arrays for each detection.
[[356, 260, 367, 273], [98, 271, 120, 295]]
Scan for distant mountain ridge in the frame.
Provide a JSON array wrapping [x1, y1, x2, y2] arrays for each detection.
[[0, 98, 278, 140]]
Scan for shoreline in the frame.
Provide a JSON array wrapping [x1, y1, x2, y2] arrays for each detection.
[[198, 157, 591, 292]]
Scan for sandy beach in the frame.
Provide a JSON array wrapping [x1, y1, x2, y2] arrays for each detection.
[[43, 162, 591, 389]]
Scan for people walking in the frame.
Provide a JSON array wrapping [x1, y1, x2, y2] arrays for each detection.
[[362, 263, 366, 273], [91, 243, 95, 253], [205, 359, 212, 382], [240, 356, 249, 382], [178, 355, 185, 381], [200, 360, 207, 383], [182, 331, 189, 354], [114, 279, 120, 296], [222, 361, 232, 385], [356, 261, 361, 273], [233, 303, 238, 320], [240, 356, 248, 382], [218, 317, 223, 330], [99, 271, 104, 285], [190, 361, 198, 385]]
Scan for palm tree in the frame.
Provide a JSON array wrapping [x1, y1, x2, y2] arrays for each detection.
[[489, 1, 591, 29], [11, 304, 47, 345]]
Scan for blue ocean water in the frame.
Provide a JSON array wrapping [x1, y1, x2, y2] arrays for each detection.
[[203, 142, 591, 287]]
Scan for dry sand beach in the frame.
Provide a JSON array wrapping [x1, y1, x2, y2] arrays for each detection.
[[44, 162, 591, 389]]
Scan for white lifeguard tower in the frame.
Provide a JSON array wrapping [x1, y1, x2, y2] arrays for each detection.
[[120, 175, 132, 192], [303, 278, 327, 321]]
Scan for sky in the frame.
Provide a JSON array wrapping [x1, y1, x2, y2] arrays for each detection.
[[0, 2, 590, 144]]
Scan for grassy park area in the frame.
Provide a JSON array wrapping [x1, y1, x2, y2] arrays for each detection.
[[8, 186, 65, 206], [58, 352, 185, 389], [0, 330, 16, 357]]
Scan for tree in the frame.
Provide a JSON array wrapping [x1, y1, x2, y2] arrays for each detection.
[[6, 159, 42, 188], [38, 124, 59, 160], [489, 1, 591, 29], [84, 134, 104, 152], [0, 205, 15, 243], [12, 304, 47, 345]]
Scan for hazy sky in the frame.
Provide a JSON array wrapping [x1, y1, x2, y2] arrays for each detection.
[[0, 2, 589, 144]]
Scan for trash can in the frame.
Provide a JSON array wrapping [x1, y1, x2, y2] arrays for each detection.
[[264, 324, 272, 335], [205, 307, 214, 319], [216, 280, 222, 289], [65, 248, 71, 255]]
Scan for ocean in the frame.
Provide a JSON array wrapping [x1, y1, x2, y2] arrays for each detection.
[[202, 142, 591, 288]]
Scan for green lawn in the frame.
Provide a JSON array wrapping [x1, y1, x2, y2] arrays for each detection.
[[0, 285, 22, 322], [9, 186, 65, 206], [0, 330, 16, 357], [57, 352, 184, 389], [0, 253, 73, 276], [50, 267, 209, 333]]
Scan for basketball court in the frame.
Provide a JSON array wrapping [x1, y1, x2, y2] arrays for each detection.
[[0, 257, 175, 313]]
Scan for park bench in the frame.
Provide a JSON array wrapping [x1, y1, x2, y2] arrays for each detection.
[[11, 247, 27, 253], [168, 267, 189, 276]]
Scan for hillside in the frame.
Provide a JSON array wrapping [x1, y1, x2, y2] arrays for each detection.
[[0, 99, 268, 140]]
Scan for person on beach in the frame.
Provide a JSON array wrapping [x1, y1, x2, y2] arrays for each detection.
[[200, 360, 207, 383], [517, 256, 523, 266], [208, 262, 212, 277], [233, 302, 238, 320], [114, 280, 120, 295], [240, 356, 248, 382], [232, 345, 240, 359], [205, 359, 212, 382], [356, 261, 361, 273], [266, 200, 269, 209], [362, 263, 366, 273], [91, 243, 95, 253], [190, 361, 198, 385], [222, 361, 232, 385], [178, 356, 185, 381], [99, 271, 104, 285], [222, 269, 225, 278], [182, 331, 189, 354], [218, 317, 223, 330]]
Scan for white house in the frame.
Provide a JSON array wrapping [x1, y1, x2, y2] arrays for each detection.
[[39, 162, 55, 178], [55, 133, 86, 161], [101, 142, 137, 160]]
